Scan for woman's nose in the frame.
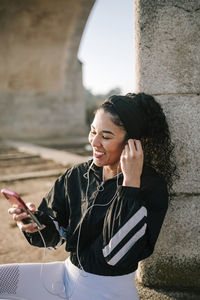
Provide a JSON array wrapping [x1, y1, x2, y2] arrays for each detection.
[[91, 134, 101, 147]]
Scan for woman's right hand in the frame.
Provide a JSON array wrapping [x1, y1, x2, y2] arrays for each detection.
[[8, 203, 44, 233], [120, 139, 144, 188]]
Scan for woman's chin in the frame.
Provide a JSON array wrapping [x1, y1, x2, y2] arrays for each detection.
[[93, 157, 105, 167]]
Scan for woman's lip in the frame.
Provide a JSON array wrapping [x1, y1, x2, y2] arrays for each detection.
[[93, 151, 105, 158]]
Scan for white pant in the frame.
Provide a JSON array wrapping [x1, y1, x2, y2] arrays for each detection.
[[0, 261, 66, 300], [64, 258, 139, 300], [0, 258, 139, 300]]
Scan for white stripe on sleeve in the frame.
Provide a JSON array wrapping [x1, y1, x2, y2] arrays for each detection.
[[106, 223, 147, 265], [103, 206, 147, 258]]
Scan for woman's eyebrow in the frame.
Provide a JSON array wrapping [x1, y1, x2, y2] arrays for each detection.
[[91, 125, 115, 136], [102, 130, 115, 136]]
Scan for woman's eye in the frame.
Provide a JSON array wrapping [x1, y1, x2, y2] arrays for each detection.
[[90, 131, 96, 135], [90, 131, 110, 140]]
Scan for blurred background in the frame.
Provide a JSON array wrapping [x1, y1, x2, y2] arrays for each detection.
[[0, 0, 134, 264], [0, 0, 134, 145]]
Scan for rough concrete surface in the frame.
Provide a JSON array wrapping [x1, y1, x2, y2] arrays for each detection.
[[134, 0, 200, 298], [155, 94, 200, 194], [136, 283, 200, 300], [136, 195, 200, 290], [134, 0, 200, 94]]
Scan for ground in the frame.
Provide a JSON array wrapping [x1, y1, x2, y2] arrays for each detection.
[[0, 143, 73, 264]]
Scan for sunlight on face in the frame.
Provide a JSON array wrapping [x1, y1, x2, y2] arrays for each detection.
[[88, 109, 127, 169]]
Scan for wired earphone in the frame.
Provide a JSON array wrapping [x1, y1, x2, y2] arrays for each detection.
[[37, 161, 121, 299], [1, 161, 122, 300], [76, 161, 122, 272]]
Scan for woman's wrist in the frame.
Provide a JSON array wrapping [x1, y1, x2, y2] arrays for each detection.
[[122, 178, 141, 188]]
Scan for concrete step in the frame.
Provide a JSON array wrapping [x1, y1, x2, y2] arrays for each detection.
[[3, 140, 88, 167], [0, 169, 65, 182], [0, 153, 40, 160]]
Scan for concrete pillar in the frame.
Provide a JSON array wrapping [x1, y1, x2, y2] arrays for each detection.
[[134, 0, 200, 299], [0, 0, 95, 140]]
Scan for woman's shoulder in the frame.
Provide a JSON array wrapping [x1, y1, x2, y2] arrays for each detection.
[[62, 159, 92, 178], [141, 165, 168, 207], [142, 164, 167, 187]]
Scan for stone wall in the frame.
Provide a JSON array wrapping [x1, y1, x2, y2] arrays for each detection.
[[0, 0, 95, 140], [0, 91, 86, 140], [134, 0, 200, 299]]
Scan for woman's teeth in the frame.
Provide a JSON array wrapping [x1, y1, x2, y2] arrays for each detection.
[[94, 150, 105, 158]]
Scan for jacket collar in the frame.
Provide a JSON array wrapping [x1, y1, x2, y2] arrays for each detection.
[[89, 160, 103, 181], [89, 160, 123, 183], [88, 159, 157, 183]]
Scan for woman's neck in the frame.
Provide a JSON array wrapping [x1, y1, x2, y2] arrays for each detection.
[[103, 164, 121, 181]]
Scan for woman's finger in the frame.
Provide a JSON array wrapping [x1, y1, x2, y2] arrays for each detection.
[[8, 207, 23, 215], [123, 144, 129, 156], [134, 140, 143, 154], [13, 212, 29, 222], [18, 221, 45, 233], [26, 202, 36, 212], [127, 139, 136, 156], [17, 221, 37, 232]]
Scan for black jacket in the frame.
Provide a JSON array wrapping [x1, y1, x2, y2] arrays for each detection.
[[24, 160, 168, 276]]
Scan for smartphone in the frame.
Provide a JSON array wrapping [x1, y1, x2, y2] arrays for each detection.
[[1, 188, 42, 229]]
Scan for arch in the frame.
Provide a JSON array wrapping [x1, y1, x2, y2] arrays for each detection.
[[0, 0, 95, 140]]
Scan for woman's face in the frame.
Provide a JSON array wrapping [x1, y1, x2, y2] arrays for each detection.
[[88, 109, 127, 169]]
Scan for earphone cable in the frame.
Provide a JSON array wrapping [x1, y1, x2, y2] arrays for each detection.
[[76, 162, 121, 272]]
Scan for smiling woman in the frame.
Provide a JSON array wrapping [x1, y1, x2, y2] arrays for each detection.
[[89, 109, 126, 178], [3, 93, 178, 300]]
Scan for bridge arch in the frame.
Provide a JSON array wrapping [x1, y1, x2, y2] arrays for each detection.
[[0, 0, 95, 140]]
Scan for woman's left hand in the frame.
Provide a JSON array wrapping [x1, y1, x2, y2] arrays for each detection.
[[120, 139, 144, 188]]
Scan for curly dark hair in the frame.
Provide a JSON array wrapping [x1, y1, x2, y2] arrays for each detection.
[[98, 93, 179, 193]]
